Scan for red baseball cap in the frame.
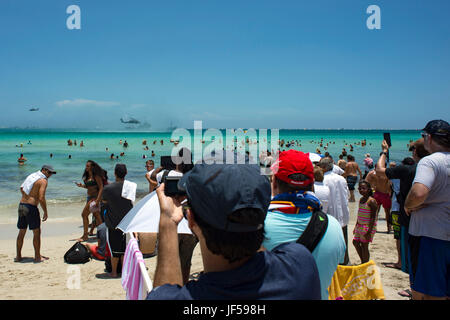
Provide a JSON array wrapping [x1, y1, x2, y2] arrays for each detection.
[[271, 150, 314, 186]]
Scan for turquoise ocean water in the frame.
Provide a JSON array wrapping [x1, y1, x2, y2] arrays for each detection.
[[0, 129, 421, 215]]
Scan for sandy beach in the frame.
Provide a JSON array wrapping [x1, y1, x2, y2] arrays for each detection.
[[0, 197, 410, 300]]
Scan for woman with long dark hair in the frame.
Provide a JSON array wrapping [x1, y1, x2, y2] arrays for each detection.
[[76, 160, 107, 241]]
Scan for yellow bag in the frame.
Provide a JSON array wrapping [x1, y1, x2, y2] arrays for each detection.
[[328, 260, 385, 300]]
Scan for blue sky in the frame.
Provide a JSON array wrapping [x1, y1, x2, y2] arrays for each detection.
[[0, 0, 449, 130]]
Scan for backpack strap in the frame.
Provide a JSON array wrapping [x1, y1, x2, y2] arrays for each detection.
[[296, 210, 329, 253]]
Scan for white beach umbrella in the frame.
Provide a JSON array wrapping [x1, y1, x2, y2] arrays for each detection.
[[309, 152, 322, 163]]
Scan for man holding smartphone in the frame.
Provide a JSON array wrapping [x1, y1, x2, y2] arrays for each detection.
[[404, 120, 450, 300], [152, 148, 198, 285]]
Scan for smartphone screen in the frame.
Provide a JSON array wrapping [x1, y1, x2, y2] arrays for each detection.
[[383, 132, 392, 147]]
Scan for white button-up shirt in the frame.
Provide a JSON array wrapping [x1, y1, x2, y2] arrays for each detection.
[[322, 171, 350, 227]]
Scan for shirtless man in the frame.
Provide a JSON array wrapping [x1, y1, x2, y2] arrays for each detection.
[[343, 155, 362, 202], [144, 159, 157, 193], [16, 165, 55, 262], [365, 164, 392, 233]]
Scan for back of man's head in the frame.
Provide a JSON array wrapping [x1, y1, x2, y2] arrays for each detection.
[[115, 163, 127, 179], [412, 138, 430, 159], [178, 152, 271, 263], [319, 157, 334, 172], [314, 166, 324, 182], [271, 150, 314, 194], [422, 119, 450, 149], [401, 157, 415, 165], [177, 147, 194, 174]]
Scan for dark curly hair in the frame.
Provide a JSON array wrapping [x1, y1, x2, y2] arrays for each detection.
[[358, 180, 373, 196]]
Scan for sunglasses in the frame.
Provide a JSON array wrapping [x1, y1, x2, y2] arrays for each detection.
[[421, 132, 429, 139]]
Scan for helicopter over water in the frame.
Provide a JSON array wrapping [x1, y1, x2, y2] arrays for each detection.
[[120, 116, 140, 124]]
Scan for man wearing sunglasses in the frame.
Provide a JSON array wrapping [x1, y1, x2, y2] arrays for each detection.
[[404, 119, 450, 300], [147, 152, 321, 300]]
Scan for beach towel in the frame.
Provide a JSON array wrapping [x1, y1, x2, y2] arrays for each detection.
[[328, 260, 385, 300], [121, 180, 137, 202], [121, 238, 145, 300], [20, 171, 46, 195]]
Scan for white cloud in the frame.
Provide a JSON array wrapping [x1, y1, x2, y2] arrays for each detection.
[[55, 99, 120, 107]]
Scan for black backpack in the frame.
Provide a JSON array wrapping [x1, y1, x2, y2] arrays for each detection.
[[64, 242, 91, 264], [297, 209, 329, 253]]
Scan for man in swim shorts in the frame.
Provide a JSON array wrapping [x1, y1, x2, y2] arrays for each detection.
[[365, 165, 392, 233], [16, 165, 56, 263], [343, 155, 362, 202]]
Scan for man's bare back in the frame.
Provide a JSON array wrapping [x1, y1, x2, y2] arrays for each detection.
[[20, 178, 48, 220], [365, 170, 391, 194], [344, 162, 362, 178]]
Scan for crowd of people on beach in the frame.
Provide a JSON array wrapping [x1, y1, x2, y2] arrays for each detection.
[[14, 119, 449, 300]]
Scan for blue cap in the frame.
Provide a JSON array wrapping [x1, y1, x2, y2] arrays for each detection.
[[178, 152, 271, 232]]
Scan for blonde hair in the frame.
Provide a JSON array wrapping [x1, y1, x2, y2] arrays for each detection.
[[314, 166, 324, 182]]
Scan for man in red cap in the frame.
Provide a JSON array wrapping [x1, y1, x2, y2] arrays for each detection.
[[264, 150, 346, 300]]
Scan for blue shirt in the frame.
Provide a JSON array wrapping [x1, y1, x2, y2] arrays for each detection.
[[263, 210, 346, 300], [146, 242, 321, 300]]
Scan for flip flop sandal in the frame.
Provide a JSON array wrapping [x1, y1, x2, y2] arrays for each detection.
[[382, 262, 401, 270], [398, 289, 412, 298]]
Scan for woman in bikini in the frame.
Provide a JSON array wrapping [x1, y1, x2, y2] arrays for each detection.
[[76, 160, 107, 241]]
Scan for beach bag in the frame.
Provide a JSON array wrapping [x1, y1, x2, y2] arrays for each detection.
[[297, 209, 328, 253], [64, 242, 91, 264]]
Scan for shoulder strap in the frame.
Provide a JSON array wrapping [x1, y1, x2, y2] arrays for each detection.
[[296, 210, 328, 253]]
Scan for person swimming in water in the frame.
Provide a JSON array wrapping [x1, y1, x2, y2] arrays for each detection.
[[18, 154, 27, 165]]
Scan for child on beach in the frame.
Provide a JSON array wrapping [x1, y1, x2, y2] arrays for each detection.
[[353, 181, 378, 264]]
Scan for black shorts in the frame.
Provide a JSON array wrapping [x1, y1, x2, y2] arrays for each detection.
[[178, 234, 198, 271], [346, 176, 358, 191], [17, 203, 40, 230], [107, 228, 125, 258]]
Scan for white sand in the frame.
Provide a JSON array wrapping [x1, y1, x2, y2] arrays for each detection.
[[0, 198, 410, 300]]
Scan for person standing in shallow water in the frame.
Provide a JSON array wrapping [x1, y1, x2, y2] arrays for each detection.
[[343, 155, 362, 202]]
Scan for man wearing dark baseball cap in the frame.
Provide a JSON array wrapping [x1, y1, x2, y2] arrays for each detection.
[[264, 149, 346, 299], [16, 164, 56, 263], [147, 152, 321, 300], [41, 164, 56, 174], [404, 120, 450, 300]]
